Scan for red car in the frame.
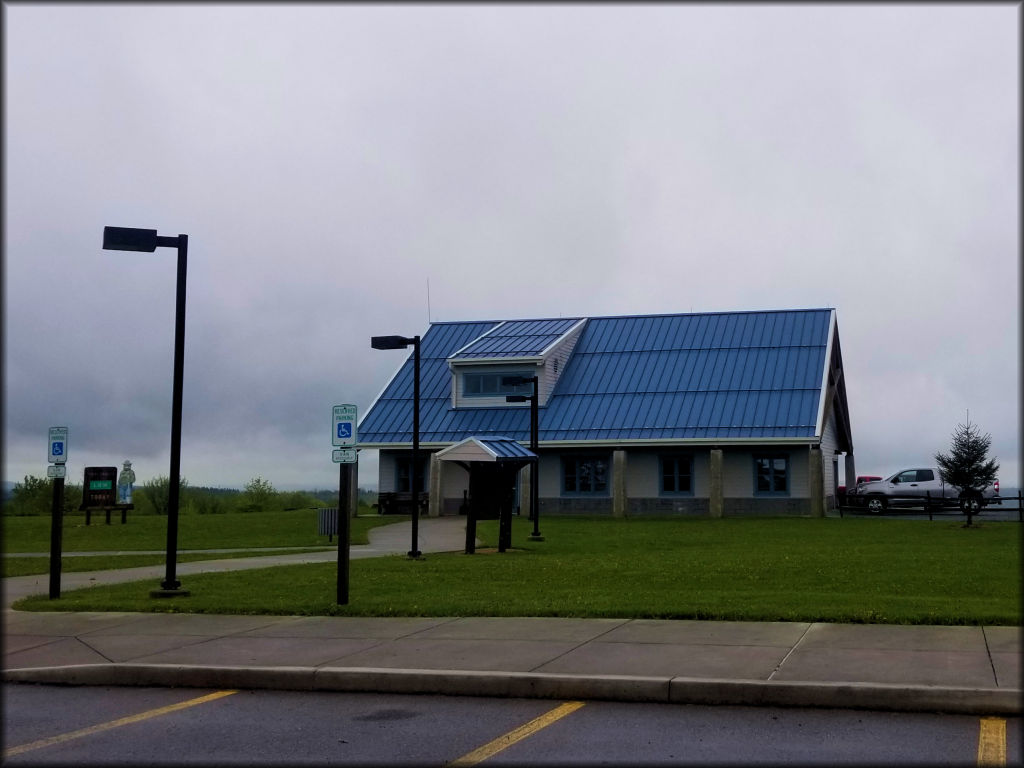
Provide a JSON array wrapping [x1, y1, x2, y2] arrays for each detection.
[[839, 475, 883, 504]]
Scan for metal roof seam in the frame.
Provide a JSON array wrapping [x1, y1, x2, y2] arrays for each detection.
[[563, 341, 823, 356]]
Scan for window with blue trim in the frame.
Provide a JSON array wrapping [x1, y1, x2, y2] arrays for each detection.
[[660, 455, 694, 495], [754, 455, 789, 495], [562, 455, 609, 495], [462, 371, 534, 397]]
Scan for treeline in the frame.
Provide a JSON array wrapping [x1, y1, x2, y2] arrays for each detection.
[[3, 475, 378, 516]]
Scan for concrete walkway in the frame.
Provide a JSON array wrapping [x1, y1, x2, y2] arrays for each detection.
[[3, 518, 1021, 715]]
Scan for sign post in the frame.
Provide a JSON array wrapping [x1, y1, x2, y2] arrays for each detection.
[[47, 427, 68, 599], [332, 405, 358, 604]]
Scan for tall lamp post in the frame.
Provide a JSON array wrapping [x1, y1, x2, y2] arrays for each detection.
[[504, 375, 542, 541], [102, 226, 190, 596], [371, 334, 422, 558]]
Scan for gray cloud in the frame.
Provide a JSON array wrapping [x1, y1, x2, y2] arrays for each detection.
[[4, 4, 1018, 490]]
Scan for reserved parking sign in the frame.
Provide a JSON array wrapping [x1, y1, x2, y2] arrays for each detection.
[[48, 427, 68, 464]]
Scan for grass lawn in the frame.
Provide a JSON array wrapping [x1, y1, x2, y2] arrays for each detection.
[[2, 509, 407, 554], [14, 517, 1021, 625]]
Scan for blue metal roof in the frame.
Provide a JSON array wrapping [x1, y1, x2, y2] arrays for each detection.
[[435, 436, 537, 464], [451, 318, 582, 359], [358, 309, 835, 445], [465, 437, 537, 461], [478, 437, 537, 460]]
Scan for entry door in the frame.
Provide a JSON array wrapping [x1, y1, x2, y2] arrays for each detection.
[[469, 464, 517, 520]]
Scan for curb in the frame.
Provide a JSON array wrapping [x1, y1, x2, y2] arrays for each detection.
[[4, 664, 1021, 715]]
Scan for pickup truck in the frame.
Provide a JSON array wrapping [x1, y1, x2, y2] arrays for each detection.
[[856, 468, 1000, 514]]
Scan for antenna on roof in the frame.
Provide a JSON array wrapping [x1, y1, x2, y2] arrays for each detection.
[[427, 278, 432, 324]]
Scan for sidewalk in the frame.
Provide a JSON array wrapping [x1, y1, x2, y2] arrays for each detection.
[[3, 518, 1021, 715]]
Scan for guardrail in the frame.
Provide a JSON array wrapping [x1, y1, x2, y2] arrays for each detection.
[[838, 490, 1021, 521]]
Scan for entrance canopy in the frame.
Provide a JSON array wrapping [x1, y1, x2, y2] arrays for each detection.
[[436, 436, 537, 464]]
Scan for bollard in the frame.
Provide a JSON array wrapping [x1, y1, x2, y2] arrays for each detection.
[[464, 491, 476, 555]]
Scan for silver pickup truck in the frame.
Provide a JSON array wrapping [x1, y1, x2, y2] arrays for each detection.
[[856, 468, 1000, 513]]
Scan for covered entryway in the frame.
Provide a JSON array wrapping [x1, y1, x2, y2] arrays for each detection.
[[435, 437, 537, 553]]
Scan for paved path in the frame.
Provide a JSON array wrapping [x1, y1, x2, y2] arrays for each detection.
[[2, 517, 465, 607], [4, 547, 335, 557], [2, 517, 1020, 714]]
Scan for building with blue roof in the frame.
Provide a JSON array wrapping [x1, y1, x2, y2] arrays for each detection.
[[359, 308, 854, 517]]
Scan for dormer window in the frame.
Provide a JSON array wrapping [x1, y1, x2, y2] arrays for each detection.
[[463, 371, 534, 397], [447, 317, 587, 409]]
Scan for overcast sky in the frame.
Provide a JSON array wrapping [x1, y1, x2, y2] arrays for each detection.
[[3, 4, 1019, 492]]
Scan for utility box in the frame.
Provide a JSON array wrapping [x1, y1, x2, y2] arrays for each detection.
[[81, 467, 118, 509]]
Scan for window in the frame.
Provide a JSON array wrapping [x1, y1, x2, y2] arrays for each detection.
[[895, 470, 918, 484], [754, 455, 789, 495], [396, 457, 427, 493], [562, 455, 609, 495], [916, 469, 934, 482], [462, 371, 534, 397], [660, 455, 694, 495]]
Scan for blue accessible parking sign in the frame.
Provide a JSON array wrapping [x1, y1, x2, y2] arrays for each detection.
[[48, 427, 69, 465], [332, 405, 357, 447]]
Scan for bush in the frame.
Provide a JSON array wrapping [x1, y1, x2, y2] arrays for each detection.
[[240, 476, 276, 513], [189, 489, 228, 515], [5, 475, 50, 515], [4, 476, 82, 517], [138, 475, 189, 515], [278, 490, 320, 511], [62, 483, 83, 516]]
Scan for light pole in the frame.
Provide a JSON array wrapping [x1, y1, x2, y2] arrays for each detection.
[[504, 375, 542, 541], [371, 334, 422, 558], [103, 226, 190, 596]]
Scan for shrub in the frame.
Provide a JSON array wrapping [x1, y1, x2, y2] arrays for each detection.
[[240, 476, 276, 513]]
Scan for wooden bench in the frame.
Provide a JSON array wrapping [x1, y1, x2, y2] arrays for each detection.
[[376, 492, 428, 515], [79, 504, 134, 524]]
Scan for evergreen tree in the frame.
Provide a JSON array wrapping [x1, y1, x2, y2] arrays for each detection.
[[935, 419, 999, 526]]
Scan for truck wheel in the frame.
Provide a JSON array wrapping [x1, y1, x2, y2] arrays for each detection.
[[959, 493, 981, 515], [866, 496, 887, 514]]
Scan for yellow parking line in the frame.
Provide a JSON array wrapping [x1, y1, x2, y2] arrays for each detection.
[[4, 689, 237, 758], [447, 700, 585, 767], [977, 717, 1006, 766]]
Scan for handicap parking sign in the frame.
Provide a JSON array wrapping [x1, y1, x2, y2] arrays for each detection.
[[48, 427, 69, 464], [332, 405, 357, 447]]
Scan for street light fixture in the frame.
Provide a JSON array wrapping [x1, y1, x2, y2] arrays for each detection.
[[102, 226, 190, 596], [371, 334, 422, 558], [504, 375, 542, 541]]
